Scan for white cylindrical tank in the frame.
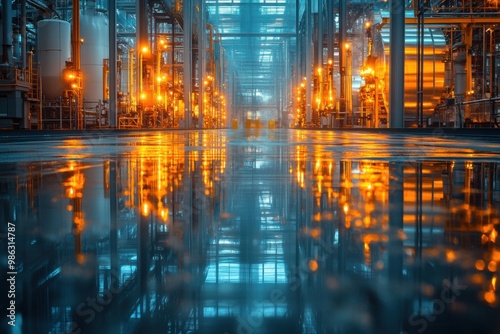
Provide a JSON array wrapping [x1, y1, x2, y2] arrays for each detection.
[[37, 19, 71, 100], [80, 8, 109, 107]]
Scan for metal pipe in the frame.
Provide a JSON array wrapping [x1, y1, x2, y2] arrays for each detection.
[[21, 0, 27, 69], [454, 44, 466, 127], [489, 28, 495, 97], [2, 0, 13, 64], [305, 0, 312, 123], [198, 4, 206, 128], [183, 0, 192, 128], [316, 0, 322, 68], [128, 48, 135, 111], [72, 0, 82, 129], [109, 0, 117, 127], [295, 0, 300, 95], [389, 0, 405, 128], [339, 0, 346, 126], [417, 0, 424, 127]]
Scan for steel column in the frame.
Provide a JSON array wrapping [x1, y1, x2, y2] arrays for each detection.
[[109, 0, 117, 127], [389, 0, 405, 127]]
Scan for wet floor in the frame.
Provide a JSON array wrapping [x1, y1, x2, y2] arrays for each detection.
[[1, 128, 500, 334]]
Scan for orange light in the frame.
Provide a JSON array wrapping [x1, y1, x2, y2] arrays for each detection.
[[476, 259, 486, 270], [310, 228, 321, 239], [308, 259, 318, 272], [142, 203, 150, 216], [160, 209, 169, 221], [484, 291, 496, 304], [141, 46, 149, 54], [488, 261, 497, 272], [446, 250, 457, 263]]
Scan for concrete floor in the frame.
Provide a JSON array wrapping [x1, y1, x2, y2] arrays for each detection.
[[1, 128, 500, 334]]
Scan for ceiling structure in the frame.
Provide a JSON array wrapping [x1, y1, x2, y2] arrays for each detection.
[[205, 0, 298, 119]]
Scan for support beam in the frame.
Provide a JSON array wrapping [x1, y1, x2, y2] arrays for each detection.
[[183, 0, 193, 128], [72, 0, 82, 129], [109, 0, 117, 127], [389, 0, 404, 128], [198, 2, 206, 128], [339, 0, 346, 126], [382, 15, 500, 25], [21, 0, 27, 68], [2, 0, 13, 64], [305, 0, 312, 123]]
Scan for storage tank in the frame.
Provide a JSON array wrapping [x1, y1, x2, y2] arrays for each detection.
[[80, 7, 109, 107], [370, 12, 448, 124], [37, 19, 71, 100]]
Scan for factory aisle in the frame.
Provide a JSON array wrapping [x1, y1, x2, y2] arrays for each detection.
[[1, 128, 500, 334]]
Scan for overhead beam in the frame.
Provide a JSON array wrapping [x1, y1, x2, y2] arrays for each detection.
[[382, 16, 500, 25], [26, 0, 50, 13], [216, 33, 296, 38]]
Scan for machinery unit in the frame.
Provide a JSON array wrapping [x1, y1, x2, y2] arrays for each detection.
[[80, 7, 109, 107], [359, 14, 448, 126], [37, 19, 72, 101]]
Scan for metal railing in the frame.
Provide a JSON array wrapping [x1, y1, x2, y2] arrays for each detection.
[[460, 97, 500, 128]]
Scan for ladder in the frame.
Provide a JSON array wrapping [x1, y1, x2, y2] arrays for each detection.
[[27, 65, 42, 129]]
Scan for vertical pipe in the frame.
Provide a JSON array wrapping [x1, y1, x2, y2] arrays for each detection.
[[389, 0, 405, 128], [295, 0, 300, 97], [109, 0, 117, 127], [327, 0, 334, 84], [417, 0, 424, 127], [198, 3, 206, 128], [137, 0, 148, 128], [316, 0, 323, 68], [489, 29, 495, 98], [72, 0, 82, 129], [339, 0, 346, 126], [305, 0, 312, 123], [128, 48, 135, 113], [2, 0, 13, 64], [283, 39, 289, 128], [171, 23, 175, 126], [464, 24, 473, 100], [21, 0, 27, 69], [483, 27, 487, 99], [183, 0, 193, 128], [137, 0, 148, 50], [346, 47, 352, 123], [454, 45, 466, 127]]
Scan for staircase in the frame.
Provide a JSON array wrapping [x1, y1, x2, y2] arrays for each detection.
[[377, 89, 388, 126]]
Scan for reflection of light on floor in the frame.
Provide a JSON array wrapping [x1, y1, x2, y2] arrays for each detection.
[[205, 262, 287, 283]]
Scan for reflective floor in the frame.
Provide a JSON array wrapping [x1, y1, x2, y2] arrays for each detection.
[[1, 128, 500, 334]]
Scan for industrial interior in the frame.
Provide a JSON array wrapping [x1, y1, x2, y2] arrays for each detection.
[[1, 1, 500, 334], [0, 0, 499, 129]]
